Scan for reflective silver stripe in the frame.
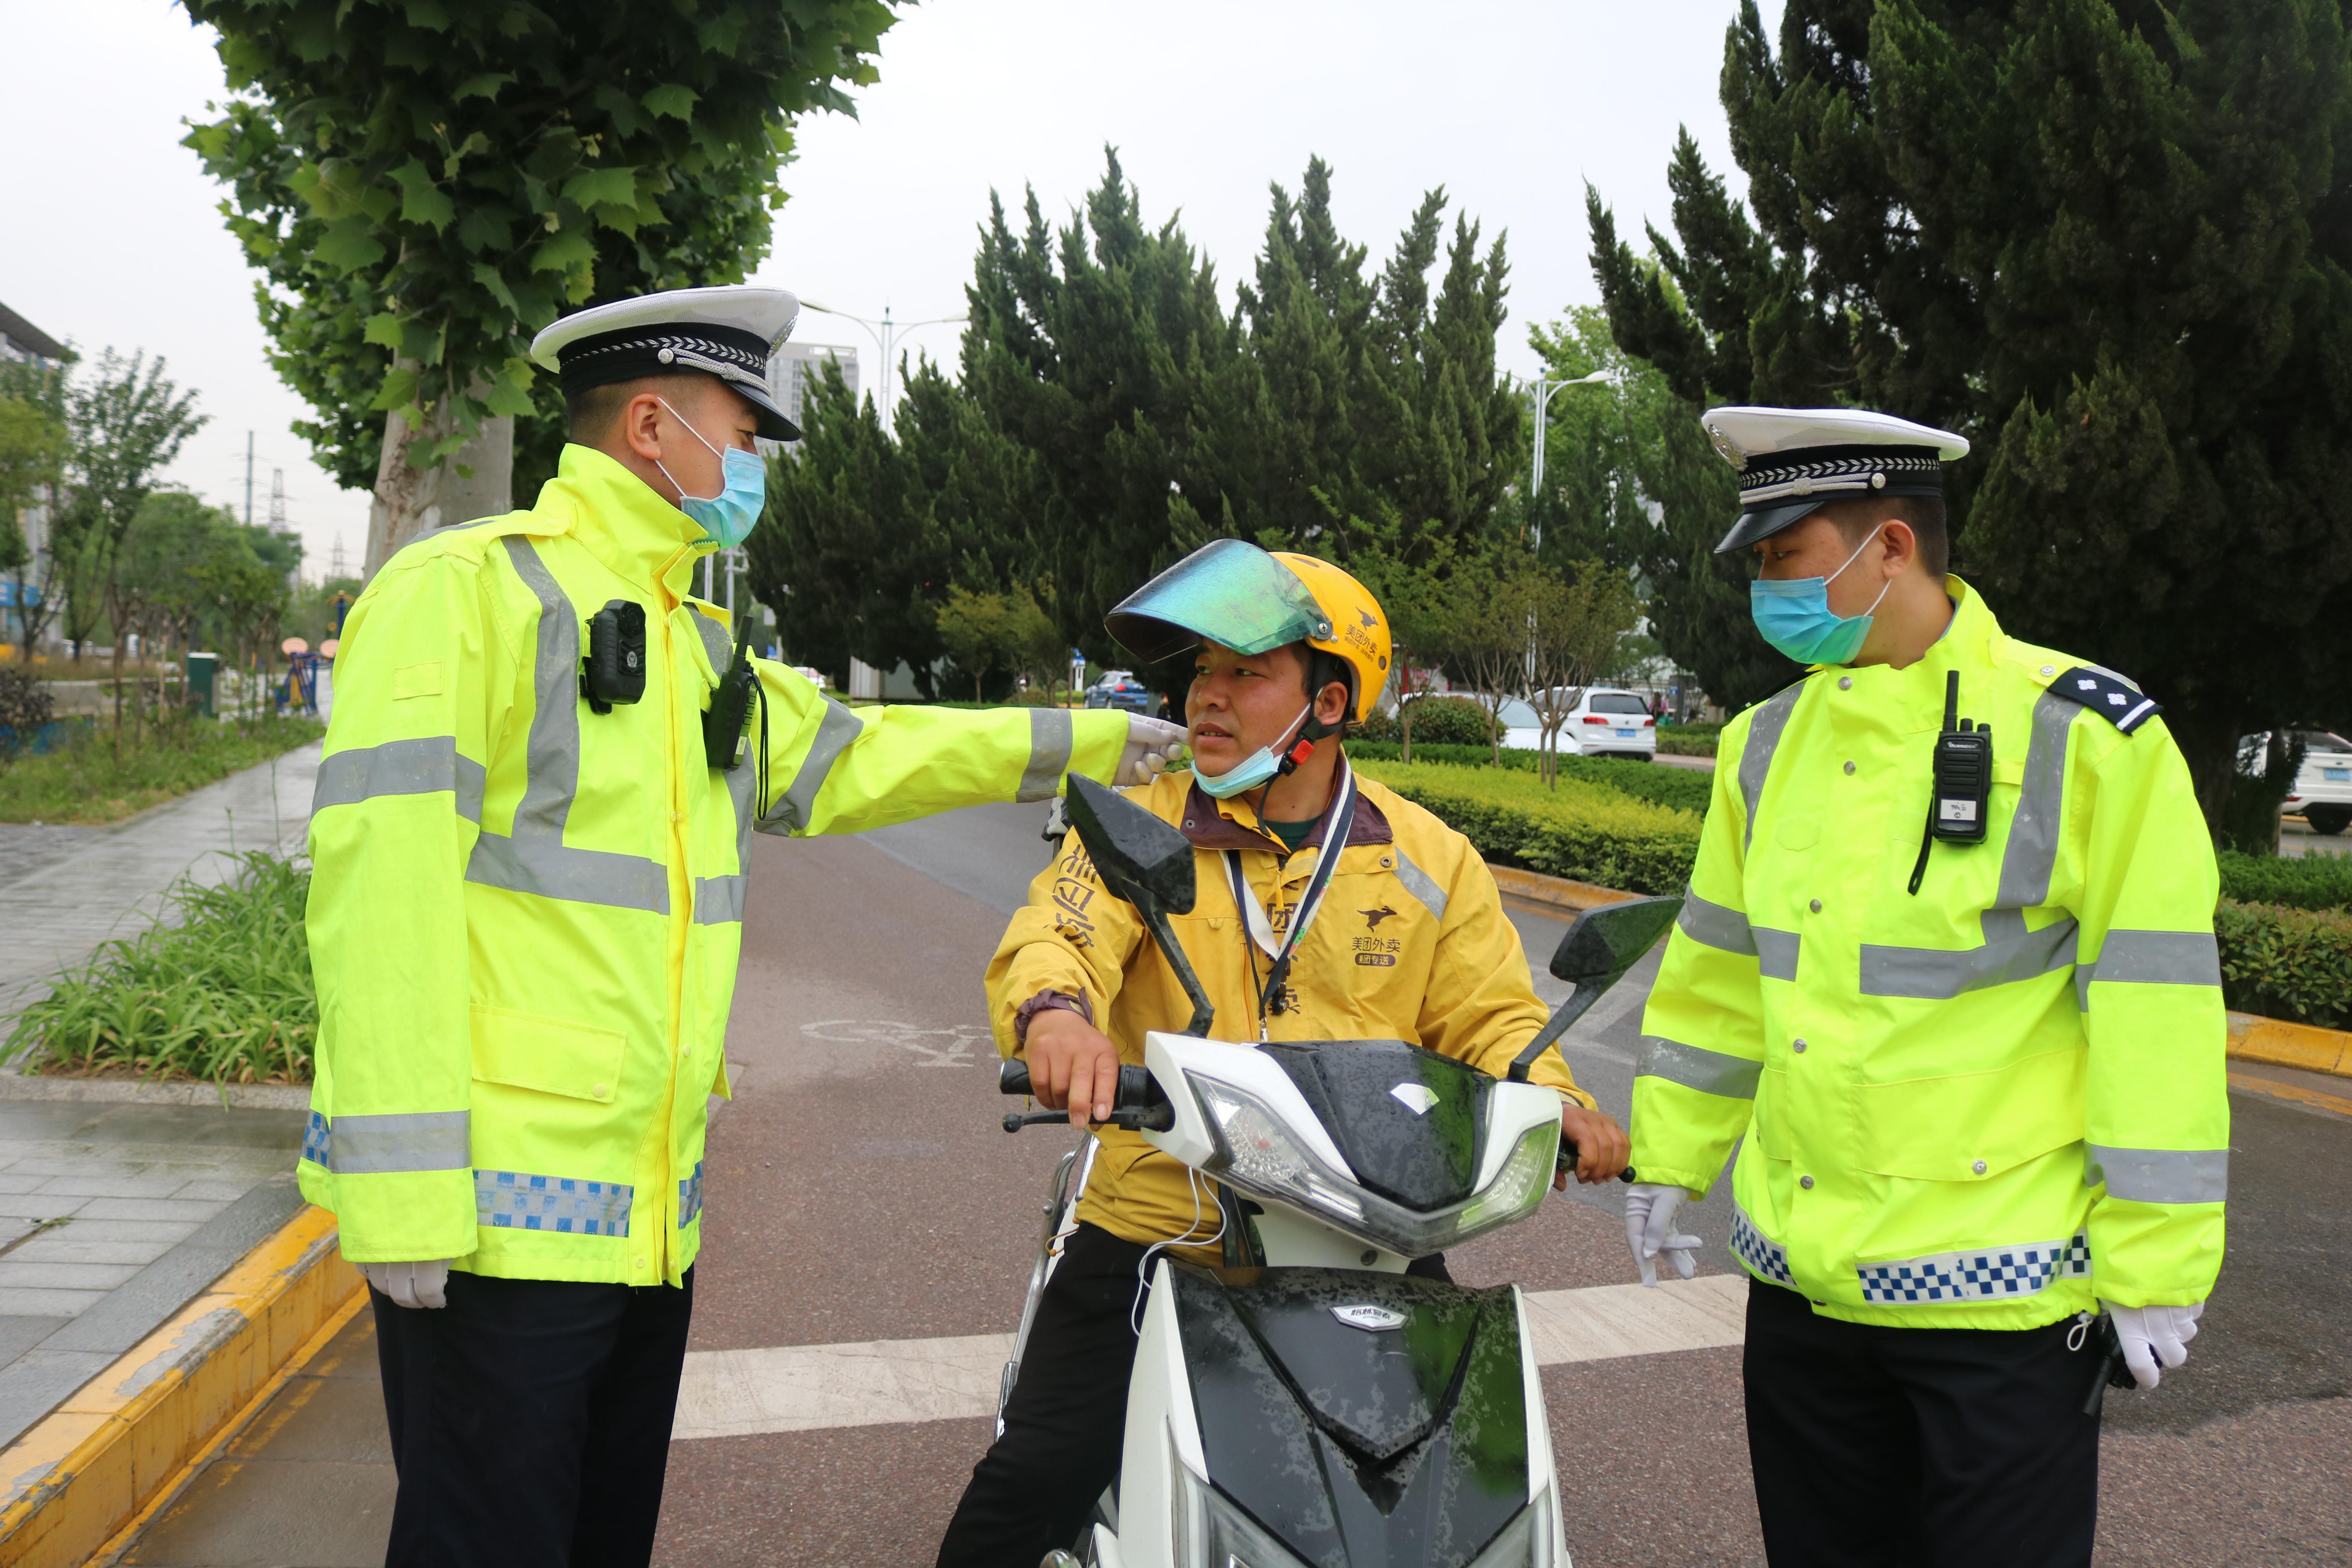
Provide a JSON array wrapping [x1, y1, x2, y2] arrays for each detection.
[[1754, 926, 1800, 982], [1862, 908, 2077, 998], [475, 1169, 633, 1236], [1678, 891, 1756, 957], [466, 831, 670, 912], [1391, 847, 1448, 921], [325, 1110, 471, 1175], [1018, 708, 1074, 804], [1858, 1233, 2090, 1305], [313, 737, 486, 820], [761, 697, 864, 834], [2084, 929, 2222, 988], [1635, 1036, 1760, 1099], [1739, 684, 1804, 853], [694, 873, 747, 924], [2090, 1144, 2228, 1205], [1862, 691, 2082, 998], [465, 538, 670, 912], [692, 608, 732, 671]]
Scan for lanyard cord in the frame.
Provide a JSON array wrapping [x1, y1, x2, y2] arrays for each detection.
[[1223, 759, 1357, 1040]]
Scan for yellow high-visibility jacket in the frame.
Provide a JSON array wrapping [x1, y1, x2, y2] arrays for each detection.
[[1633, 578, 2227, 1328], [301, 444, 1128, 1286], [987, 766, 1591, 1259]]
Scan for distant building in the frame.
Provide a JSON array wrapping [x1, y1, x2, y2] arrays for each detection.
[[769, 343, 858, 438], [0, 301, 69, 652]]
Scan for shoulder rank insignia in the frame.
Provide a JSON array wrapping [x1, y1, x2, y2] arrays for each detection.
[[2049, 666, 2160, 734]]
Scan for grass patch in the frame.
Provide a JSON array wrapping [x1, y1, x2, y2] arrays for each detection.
[[0, 715, 323, 824], [4, 851, 316, 1085], [1354, 759, 1702, 895]]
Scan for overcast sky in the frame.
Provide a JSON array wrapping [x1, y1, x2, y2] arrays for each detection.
[[1, 0, 1779, 578]]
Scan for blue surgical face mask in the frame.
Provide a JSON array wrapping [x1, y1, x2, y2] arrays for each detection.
[[654, 398, 766, 548], [1196, 702, 1313, 800], [1749, 528, 1892, 666]]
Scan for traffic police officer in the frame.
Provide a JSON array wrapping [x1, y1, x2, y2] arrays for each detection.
[[1625, 407, 2227, 1565], [300, 285, 1184, 1567]]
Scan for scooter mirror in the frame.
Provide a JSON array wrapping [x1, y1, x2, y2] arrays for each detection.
[[1063, 775, 1198, 916], [1548, 895, 1683, 989]]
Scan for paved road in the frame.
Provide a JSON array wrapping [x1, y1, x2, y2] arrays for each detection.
[[122, 799, 2351, 1566]]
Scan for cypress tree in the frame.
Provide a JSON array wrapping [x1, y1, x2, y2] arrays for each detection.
[[1593, 0, 2352, 814]]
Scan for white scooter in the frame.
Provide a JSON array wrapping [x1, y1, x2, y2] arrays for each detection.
[[995, 775, 1680, 1568]]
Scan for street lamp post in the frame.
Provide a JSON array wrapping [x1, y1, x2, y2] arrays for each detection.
[[1526, 369, 1611, 547], [799, 301, 969, 438]]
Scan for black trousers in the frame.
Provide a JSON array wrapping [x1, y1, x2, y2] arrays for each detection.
[[1743, 1278, 2102, 1568], [372, 1267, 695, 1568], [936, 1223, 1451, 1568]]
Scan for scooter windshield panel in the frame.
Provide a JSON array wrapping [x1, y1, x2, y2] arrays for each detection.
[[1258, 1040, 1491, 1211]]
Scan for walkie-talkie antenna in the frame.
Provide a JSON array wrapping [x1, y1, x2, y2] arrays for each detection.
[[1944, 668, 1960, 731]]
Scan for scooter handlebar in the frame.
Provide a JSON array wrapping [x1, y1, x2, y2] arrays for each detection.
[[998, 1056, 1173, 1133]]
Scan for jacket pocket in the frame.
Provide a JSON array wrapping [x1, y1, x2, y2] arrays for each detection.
[[1855, 1046, 2084, 1181], [470, 1004, 627, 1105]]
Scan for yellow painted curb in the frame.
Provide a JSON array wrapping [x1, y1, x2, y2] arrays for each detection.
[[2227, 1011, 2352, 1079], [0, 1204, 363, 1568], [1488, 863, 1643, 916]]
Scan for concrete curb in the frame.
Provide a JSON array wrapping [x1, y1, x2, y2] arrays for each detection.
[[0, 1204, 361, 1568], [1490, 863, 2352, 1080], [0, 1075, 309, 1110], [2228, 1011, 2352, 1079]]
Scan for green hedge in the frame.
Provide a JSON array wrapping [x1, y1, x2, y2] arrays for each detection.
[[1347, 741, 1715, 817], [1353, 759, 1700, 895], [2214, 850, 2352, 911], [1657, 721, 1722, 758], [2216, 900, 2352, 1029], [1357, 695, 1494, 746]]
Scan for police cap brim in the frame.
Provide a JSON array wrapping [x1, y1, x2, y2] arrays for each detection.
[[1714, 498, 1831, 555]]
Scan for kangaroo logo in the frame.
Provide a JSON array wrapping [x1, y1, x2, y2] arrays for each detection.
[[1361, 905, 1399, 930]]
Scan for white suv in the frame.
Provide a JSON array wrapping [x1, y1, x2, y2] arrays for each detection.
[[2283, 730, 2352, 837], [1503, 687, 1658, 760]]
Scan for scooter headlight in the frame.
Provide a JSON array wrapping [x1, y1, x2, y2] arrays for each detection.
[[1172, 1461, 1312, 1568], [1186, 1074, 1561, 1256]]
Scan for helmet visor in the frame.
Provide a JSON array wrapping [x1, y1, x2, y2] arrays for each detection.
[[1105, 539, 1332, 663]]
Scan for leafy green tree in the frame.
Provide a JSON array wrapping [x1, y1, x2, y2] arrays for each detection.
[[1524, 559, 1644, 787], [182, 0, 902, 572], [55, 352, 209, 664], [1592, 0, 2352, 823], [935, 587, 1021, 703], [0, 395, 65, 652]]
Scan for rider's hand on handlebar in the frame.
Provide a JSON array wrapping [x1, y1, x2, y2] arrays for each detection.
[[1023, 1008, 1125, 1129], [1556, 1105, 1631, 1188]]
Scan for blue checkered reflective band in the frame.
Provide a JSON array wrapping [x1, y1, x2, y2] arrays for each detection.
[[1730, 1204, 1793, 1286], [474, 1170, 633, 1236], [1857, 1234, 2091, 1305], [679, 1162, 704, 1227], [301, 1111, 332, 1169]]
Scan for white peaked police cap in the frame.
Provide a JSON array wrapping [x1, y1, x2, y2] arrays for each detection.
[[1701, 405, 1969, 554], [530, 285, 803, 441]]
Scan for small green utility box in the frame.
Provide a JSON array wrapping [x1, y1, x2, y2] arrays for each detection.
[[186, 652, 220, 717]]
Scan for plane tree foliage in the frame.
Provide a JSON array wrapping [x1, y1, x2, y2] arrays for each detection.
[[1590, 0, 2352, 822], [181, 0, 900, 546]]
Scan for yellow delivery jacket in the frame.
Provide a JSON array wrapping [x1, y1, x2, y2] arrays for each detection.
[[301, 444, 1127, 1286], [1633, 578, 2228, 1328], [988, 766, 1591, 1258]]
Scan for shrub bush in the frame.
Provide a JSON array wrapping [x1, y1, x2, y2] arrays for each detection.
[[5, 851, 317, 1083], [1656, 721, 1722, 758], [1354, 759, 1701, 895], [1392, 695, 1494, 747], [0, 668, 54, 755], [2214, 849, 2352, 911], [2216, 899, 2352, 1029], [1347, 741, 1715, 817]]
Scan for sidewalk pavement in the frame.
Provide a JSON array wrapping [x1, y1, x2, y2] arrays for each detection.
[[0, 742, 320, 1451], [0, 740, 321, 1016]]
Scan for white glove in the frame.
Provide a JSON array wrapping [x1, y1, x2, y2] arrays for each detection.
[[1116, 714, 1189, 786], [359, 1257, 453, 1310], [1624, 1183, 1701, 1288], [2103, 1299, 2204, 1390]]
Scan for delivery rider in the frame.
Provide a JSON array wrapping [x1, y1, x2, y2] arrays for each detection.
[[1626, 406, 2228, 1565], [301, 285, 1185, 1568], [934, 541, 1630, 1568]]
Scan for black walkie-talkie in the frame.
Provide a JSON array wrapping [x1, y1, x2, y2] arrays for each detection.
[[702, 621, 757, 770], [1910, 670, 1991, 894]]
